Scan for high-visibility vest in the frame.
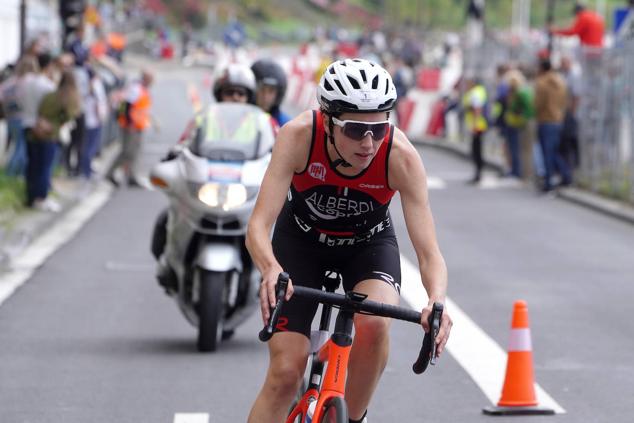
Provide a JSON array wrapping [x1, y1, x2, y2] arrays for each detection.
[[119, 85, 151, 131], [462, 85, 488, 133], [107, 32, 127, 51]]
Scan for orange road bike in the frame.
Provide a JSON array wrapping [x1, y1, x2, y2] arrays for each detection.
[[259, 272, 443, 423]]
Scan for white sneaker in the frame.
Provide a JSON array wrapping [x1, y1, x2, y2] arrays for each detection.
[[33, 198, 62, 213]]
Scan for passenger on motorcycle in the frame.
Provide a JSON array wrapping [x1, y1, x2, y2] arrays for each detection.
[[246, 58, 453, 423], [251, 59, 291, 127]]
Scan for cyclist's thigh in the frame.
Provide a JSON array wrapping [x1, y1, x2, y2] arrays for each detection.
[[340, 235, 401, 298], [272, 226, 324, 338]]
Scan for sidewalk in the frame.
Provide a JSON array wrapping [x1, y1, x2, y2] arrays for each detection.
[[0, 49, 156, 274], [414, 136, 634, 226], [0, 142, 120, 273]]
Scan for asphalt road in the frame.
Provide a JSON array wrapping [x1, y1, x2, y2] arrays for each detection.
[[1, 61, 633, 423]]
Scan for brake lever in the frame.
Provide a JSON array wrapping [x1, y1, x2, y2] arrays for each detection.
[[412, 302, 444, 374], [258, 272, 289, 342], [429, 302, 443, 365]]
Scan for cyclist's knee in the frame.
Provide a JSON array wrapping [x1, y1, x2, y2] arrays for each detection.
[[266, 359, 305, 397], [354, 314, 390, 343], [266, 334, 309, 397]]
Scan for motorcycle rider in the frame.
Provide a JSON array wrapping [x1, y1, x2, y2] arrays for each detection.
[[151, 63, 258, 263], [251, 59, 291, 127], [213, 63, 256, 104]]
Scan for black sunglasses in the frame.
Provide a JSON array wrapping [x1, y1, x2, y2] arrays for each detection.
[[222, 87, 248, 97], [332, 117, 390, 141]]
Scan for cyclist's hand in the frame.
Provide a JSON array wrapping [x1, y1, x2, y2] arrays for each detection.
[[259, 267, 294, 325], [421, 303, 453, 358]]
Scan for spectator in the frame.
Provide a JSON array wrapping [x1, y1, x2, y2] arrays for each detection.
[[550, 2, 605, 48], [0, 56, 39, 176], [503, 70, 534, 179], [64, 24, 91, 177], [20, 53, 58, 149], [462, 78, 489, 184], [106, 69, 154, 188], [559, 56, 581, 170], [492, 64, 511, 174], [25, 70, 81, 211], [79, 67, 108, 181], [390, 56, 414, 126], [534, 59, 570, 192]]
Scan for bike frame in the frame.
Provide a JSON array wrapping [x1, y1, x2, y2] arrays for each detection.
[[287, 279, 358, 423], [258, 272, 442, 423]]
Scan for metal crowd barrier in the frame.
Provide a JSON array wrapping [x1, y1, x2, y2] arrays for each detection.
[[576, 42, 634, 203]]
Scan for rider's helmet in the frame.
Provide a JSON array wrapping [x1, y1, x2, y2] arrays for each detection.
[[213, 63, 257, 103], [250, 59, 288, 109], [316, 58, 397, 116]]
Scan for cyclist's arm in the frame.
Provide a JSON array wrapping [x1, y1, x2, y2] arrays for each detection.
[[388, 128, 452, 353], [246, 110, 313, 322]]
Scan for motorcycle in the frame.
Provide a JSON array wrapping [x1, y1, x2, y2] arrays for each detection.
[[149, 103, 275, 352]]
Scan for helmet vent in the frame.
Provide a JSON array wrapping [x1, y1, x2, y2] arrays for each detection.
[[324, 79, 334, 91], [334, 79, 347, 95], [385, 83, 389, 95], [329, 66, 336, 75], [360, 69, 367, 83], [347, 76, 360, 89], [371, 75, 379, 89]]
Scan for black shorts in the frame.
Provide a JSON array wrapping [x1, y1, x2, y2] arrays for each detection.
[[271, 216, 401, 338]]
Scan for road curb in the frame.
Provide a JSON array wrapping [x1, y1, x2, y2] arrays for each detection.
[[0, 142, 121, 273], [412, 136, 634, 226], [556, 187, 634, 226], [412, 136, 507, 173]]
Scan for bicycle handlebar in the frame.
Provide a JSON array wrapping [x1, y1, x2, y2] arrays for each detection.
[[259, 274, 443, 374]]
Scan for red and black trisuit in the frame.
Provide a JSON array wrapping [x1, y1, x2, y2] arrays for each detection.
[[272, 110, 402, 337]]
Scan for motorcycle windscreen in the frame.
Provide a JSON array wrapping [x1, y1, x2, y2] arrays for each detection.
[[191, 103, 275, 161]]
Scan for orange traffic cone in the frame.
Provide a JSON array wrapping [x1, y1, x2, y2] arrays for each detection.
[[483, 300, 554, 416]]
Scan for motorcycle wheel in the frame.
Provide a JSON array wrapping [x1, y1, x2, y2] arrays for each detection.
[[196, 269, 226, 352], [150, 209, 168, 260]]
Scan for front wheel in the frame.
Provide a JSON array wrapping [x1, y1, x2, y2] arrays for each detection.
[[320, 397, 348, 423], [196, 269, 226, 352]]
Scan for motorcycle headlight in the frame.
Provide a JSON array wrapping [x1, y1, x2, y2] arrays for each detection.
[[198, 183, 247, 210]]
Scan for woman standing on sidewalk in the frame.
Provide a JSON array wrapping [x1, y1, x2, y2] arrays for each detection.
[[0, 56, 39, 176], [25, 70, 81, 212], [79, 67, 108, 181]]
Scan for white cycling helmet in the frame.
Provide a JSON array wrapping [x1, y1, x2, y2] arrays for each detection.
[[317, 58, 397, 114]]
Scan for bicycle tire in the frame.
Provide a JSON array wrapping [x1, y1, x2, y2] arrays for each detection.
[[319, 396, 348, 423]]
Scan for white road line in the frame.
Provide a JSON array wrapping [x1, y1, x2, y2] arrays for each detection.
[[0, 183, 112, 307], [174, 413, 209, 423], [399, 255, 566, 414]]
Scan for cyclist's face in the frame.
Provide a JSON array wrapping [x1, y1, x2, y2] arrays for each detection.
[[327, 111, 389, 170]]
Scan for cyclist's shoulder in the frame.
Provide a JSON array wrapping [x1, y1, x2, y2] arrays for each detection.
[[388, 126, 419, 162], [272, 110, 314, 169], [387, 127, 426, 189]]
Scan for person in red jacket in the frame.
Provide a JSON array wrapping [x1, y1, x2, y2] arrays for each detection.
[[550, 3, 605, 48]]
